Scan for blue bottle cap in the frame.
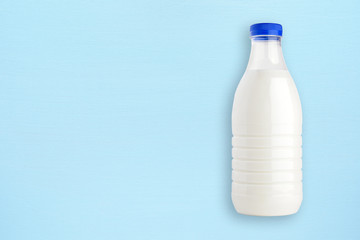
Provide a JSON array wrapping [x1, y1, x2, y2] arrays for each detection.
[[250, 23, 283, 36]]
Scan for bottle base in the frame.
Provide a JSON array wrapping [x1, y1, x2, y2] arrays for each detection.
[[232, 194, 302, 216]]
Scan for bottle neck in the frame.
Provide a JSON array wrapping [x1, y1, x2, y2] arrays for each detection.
[[246, 36, 287, 70]]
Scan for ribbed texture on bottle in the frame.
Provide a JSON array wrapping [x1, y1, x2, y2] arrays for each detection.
[[232, 135, 302, 196]]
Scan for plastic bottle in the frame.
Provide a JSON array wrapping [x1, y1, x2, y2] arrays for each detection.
[[231, 23, 302, 216]]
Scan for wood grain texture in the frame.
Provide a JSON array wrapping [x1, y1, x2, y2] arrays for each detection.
[[0, 0, 359, 239]]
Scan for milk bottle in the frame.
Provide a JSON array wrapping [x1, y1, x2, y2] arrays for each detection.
[[232, 23, 303, 216]]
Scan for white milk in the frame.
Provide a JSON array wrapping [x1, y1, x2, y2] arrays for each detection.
[[232, 24, 302, 216]]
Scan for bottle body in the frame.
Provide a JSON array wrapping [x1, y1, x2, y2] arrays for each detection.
[[231, 24, 302, 216], [232, 70, 302, 216]]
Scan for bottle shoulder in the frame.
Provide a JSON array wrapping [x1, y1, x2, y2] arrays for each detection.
[[232, 69, 302, 135], [235, 70, 299, 96], [240, 69, 293, 82]]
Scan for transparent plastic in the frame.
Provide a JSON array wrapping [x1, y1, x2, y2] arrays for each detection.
[[231, 35, 303, 216]]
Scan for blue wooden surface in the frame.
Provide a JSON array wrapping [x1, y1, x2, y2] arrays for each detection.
[[0, 0, 360, 239]]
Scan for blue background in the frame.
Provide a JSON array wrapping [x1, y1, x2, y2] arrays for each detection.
[[1, 0, 360, 239]]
